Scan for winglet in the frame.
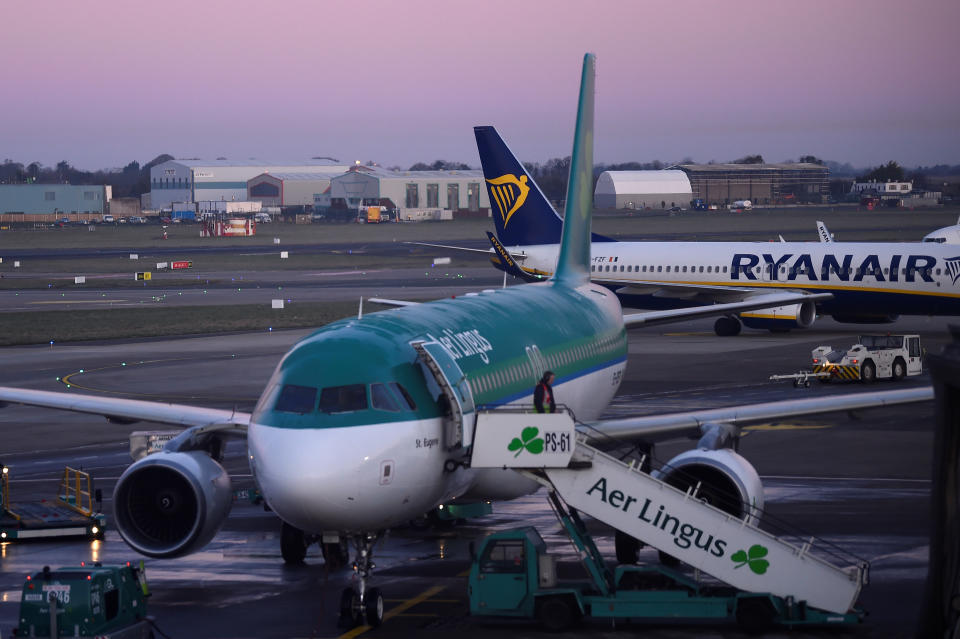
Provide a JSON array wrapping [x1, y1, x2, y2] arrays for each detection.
[[553, 53, 596, 287], [486, 231, 542, 282]]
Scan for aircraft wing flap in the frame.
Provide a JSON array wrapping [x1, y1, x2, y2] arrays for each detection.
[[582, 386, 933, 445], [622, 291, 832, 328], [0, 386, 251, 430]]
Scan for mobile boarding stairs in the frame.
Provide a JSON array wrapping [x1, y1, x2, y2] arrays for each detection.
[[466, 408, 867, 616]]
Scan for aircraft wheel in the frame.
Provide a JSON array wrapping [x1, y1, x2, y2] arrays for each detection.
[[615, 530, 640, 564], [364, 587, 384, 627], [892, 358, 906, 381], [339, 588, 360, 627], [537, 596, 576, 631], [280, 521, 307, 565], [860, 360, 876, 384], [736, 596, 777, 633]]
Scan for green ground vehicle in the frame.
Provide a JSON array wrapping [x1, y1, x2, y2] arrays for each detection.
[[468, 494, 862, 632], [12, 562, 153, 638]]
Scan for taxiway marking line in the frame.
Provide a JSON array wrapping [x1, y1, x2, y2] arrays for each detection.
[[335, 584, 446, 639], [29, 300, 128, 305]]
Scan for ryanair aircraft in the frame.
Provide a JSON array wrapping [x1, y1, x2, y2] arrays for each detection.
[[0, 55, 932, 627], [475, 127, 960, 335]]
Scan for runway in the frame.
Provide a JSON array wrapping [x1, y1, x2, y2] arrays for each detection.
[[0, 311, 945, 638]]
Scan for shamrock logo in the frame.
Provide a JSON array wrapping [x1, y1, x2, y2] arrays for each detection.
[[507, 426, 544, 457], [731, 544, 769, 575]]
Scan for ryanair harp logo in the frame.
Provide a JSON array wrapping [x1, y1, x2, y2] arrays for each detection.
[[946, 256, 960, 285], [486, 174, 530, 228]]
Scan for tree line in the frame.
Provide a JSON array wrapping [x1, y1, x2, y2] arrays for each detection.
[[2, 155, 956, 205]]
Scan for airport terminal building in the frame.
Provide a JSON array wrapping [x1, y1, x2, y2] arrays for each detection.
[[149, 159, 351, 210], [594, 170, 692, 209]]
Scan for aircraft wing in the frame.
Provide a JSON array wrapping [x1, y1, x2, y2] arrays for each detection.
[[0, 386, 251, 431], [367, 297, 421, 307], [622, 290, 832, 328], [582, 386, 933, 446], [404, 241, 521, 258]]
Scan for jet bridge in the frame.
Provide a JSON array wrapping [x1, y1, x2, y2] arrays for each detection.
[[469, 408, 867, 616]]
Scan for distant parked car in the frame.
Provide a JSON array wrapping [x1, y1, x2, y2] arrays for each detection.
[[118, 216, 128, 224], [129, 216, 146, 224], [57, 217, 70, 227], [160, 216, 172, 224], [102, 214, 115, 223]]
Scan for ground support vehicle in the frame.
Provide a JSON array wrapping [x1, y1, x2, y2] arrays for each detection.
[[466, 408, 867, 630], [0, 466, 105, 542], [769, 371, 830, 387], [812, 334, 922, 383], [11, 562, 153, 638], [469, 503, 861, 631]]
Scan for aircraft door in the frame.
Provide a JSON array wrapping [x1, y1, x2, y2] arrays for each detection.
[[413, 341, 476, 451], [907, 336, 922, 374]]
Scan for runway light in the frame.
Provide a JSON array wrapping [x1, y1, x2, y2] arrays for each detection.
[[90, 527, 99, 535]]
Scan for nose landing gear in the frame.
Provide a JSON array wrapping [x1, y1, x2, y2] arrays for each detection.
[[339, 532, 384, 628]]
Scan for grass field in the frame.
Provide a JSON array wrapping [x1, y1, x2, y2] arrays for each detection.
[[0, 300, 396, 347], [2, 204, 957, 345], [2, 206, 958, 251]]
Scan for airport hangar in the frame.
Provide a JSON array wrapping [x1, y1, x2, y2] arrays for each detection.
[[0, 184, 110, 219], [146, 159, 351, 211], [594, 163, 830, 209], [315, 165, 491, 219], [594, 170, 692, 209]]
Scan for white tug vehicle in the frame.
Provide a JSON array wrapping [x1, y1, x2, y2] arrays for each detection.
[[811, 334, 922, 382]]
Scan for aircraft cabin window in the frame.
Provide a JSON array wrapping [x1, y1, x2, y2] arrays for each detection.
[[318, 384, 368, 413], [371, 383, 401, 412], [682, 266, 687, 273], [274, 384, 318, 414], [666, 266, 671, 273], [390, 382, 417, 410], [699, 266, 704, 273], [657, 265, 662, 272], [620, 265, 625, 272], [723, 266, 728, 273], [937, 268, 942, 276]]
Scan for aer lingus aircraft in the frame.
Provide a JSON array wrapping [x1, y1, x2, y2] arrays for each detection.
[[468, 126, 960, 336], [0, 54, 934, 627]]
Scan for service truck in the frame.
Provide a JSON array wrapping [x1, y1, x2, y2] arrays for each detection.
[[811, 334, 922, 382], [468, 499, 861, 632]]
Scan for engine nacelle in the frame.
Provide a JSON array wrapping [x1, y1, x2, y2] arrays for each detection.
[[740, 302, 816, 331], [113, 450, 232, 558], [653, 448, 763, 524], [831, 313, 899, 324]]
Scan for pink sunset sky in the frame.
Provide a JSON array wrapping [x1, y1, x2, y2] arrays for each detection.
[[3, 0, 958, 171]]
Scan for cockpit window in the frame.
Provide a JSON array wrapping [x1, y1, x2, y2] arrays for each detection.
[[390, 382, 417, 410], [319, 384, 368, 413], [274, 384, 317, 414], [371, 383, 401, 412]]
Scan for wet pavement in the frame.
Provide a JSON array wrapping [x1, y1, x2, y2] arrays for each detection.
[[0, 315, 946, 637]]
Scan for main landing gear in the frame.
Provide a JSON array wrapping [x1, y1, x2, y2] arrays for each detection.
[[339, 533, 384, 628], [280, 521, 350, 569]]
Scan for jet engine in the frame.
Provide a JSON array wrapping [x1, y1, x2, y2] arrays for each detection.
[[740, 301, 816, 332], [113, 450, 233, 558], [654, 448, 764, 523]]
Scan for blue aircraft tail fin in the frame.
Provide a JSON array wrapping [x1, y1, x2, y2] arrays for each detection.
[[474, 126, 563, 247], [553, 53, 596, 287]]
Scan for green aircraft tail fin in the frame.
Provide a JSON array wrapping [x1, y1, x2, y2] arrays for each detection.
[[553, 53, 596, 287]]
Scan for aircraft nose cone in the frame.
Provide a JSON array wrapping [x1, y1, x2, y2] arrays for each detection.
[[248, 424, 361, 532]]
